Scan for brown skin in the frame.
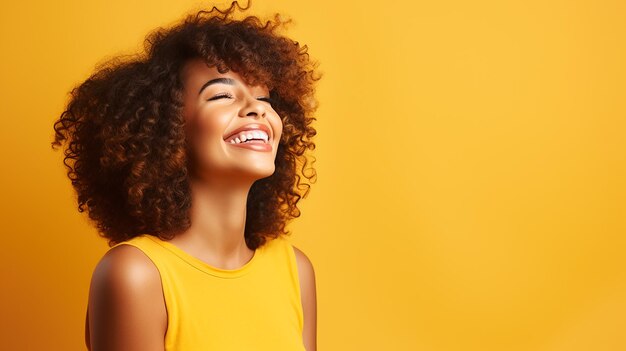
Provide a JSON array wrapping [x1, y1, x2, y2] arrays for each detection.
[[293, 247, 317, 350], [86, 60, 317, 350], [86, 245, 166, 351]]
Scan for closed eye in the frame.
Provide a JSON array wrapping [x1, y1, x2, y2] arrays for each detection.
[[258, 97, 274, 105], [207, 93, 234, 101]]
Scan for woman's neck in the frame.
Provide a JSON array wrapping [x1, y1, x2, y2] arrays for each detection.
[[167, 175, 255, 269]]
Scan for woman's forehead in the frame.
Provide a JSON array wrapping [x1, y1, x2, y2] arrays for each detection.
[[182, 58, 269, 91]]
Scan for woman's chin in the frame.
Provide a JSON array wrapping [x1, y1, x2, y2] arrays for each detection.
[[223, 163, 276, 182], [244, 165, 276, 180], [188, 162, 275, 183]]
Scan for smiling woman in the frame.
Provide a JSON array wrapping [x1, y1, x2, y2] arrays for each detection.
[[50, 1, 320, 350], [182, 60, 282, 174]]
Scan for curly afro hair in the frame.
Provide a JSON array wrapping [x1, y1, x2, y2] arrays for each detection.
[[51, 1, 320, 249]]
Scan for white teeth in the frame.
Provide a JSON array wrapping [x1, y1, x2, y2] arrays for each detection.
[[253, 131, 269, 142], [227, 130, 270, 144]]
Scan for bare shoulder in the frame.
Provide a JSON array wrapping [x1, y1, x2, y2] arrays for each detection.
[[87, 244, 166, 351], [89, 244, 164, 308], [292, 245, 317, 294], [292, 245, 317, 351], [91, 244, 161, 290], [292, 246, 315, 278]]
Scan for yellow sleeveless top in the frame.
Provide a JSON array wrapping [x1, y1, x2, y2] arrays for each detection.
[[112, 234, 306, 351]]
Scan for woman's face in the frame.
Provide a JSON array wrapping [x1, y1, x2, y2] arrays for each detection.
[[181, 58, 283, 183]]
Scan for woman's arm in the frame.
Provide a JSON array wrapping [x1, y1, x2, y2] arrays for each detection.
[[87, 245, 167, 351], [293, 246, 317, 351]]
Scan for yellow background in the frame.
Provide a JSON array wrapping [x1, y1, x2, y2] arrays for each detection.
[[1, 0, 625, 350]]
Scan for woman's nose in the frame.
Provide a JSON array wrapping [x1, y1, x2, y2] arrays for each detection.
[[238, 95, 266, 118]]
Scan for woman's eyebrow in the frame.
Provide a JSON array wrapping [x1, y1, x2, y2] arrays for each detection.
[[198, 77, 236, 95]]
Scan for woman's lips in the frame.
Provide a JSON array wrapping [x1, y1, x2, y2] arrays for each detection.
[[226, 139, 272, 152]]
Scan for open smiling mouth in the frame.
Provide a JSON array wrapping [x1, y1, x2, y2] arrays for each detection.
[[224, 130, 272, 152]]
